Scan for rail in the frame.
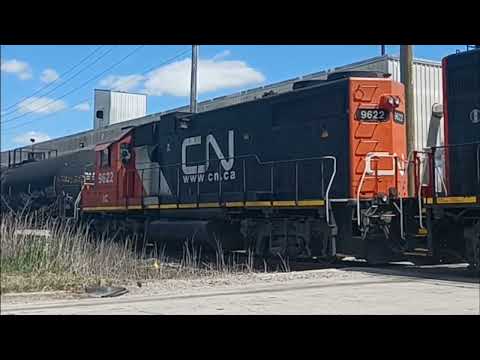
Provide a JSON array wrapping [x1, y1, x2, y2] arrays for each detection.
[[411, 150, 430, 229], [8, 148, 58, 167], [425, 141, 480, 199], [477, 144, 480, 189], [125, 154, 337, 221], [74, 183, 86, 221]]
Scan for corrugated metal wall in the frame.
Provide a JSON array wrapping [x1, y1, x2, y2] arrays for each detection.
[[387, 59, 443, 151], [109, 92, 147, 126]]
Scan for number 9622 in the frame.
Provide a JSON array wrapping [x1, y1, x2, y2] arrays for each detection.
[[356, 108, 388, 122]]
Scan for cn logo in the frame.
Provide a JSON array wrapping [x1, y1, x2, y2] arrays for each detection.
[[181, 130, 235, 184], [470, 108, 480, 124]]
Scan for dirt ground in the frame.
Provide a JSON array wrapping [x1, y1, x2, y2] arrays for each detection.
[[2, 265, 479, 315]]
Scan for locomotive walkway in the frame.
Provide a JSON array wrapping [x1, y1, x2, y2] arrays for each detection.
[[2, 265, 479, 315]]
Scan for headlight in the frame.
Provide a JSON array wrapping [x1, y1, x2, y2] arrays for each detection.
[[377, 193, 388, 203], [394, 97, 400, 106]]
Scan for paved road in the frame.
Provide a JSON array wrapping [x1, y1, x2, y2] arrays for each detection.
[[2, 267, 479, 315]]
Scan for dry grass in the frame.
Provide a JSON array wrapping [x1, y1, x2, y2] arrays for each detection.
[[1, 212, 282, 294]]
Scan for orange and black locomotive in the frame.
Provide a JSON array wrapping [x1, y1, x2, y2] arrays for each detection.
[[81, 71, 409, 263]]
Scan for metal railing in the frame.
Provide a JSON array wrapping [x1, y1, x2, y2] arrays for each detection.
[[410, 150, 430, 229], [425, 142, 480, 199], [7, 148, 58, 167], [122, 154, 337, 221], [74, 184, 86, 221], [356, 153, 402, 227]]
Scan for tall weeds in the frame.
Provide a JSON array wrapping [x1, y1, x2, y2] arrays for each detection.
[[1, 213, 147, 291], [1, 213, 273, 294]]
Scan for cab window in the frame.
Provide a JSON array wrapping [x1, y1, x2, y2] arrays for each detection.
[[100, 148, 111, 168]]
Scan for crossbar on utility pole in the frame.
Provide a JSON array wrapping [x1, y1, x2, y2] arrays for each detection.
[[190, 45, 199, 114], [400, 45, 416, 196]]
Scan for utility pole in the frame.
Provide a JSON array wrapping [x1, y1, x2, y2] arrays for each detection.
[[400, 45, 416, 196], [381, 45, 386, 56], [190, 45, 199, 114]]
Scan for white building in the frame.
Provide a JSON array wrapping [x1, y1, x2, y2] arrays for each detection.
[[93, 89, 147, 129]]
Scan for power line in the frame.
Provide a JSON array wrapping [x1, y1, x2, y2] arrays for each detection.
[[137, 47, 191, 76], [2, 46, 113, 120], [3, 46, 191, 133], [1, 45, 104, 113], [2, 97, 91, 133], [2, 45, 144, 124], [1, 46, 115, 121]]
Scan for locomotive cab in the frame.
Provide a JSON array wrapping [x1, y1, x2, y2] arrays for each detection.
[[81, 130, 142, 211]]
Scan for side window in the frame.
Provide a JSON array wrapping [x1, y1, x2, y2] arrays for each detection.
[[120, 143, 132, 165], [100, 148, 111, 168]]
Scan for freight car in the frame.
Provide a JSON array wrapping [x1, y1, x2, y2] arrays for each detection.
[[80, 71, 411, 263], [418, 47, 480, 270], [1, 148, 95, 216]]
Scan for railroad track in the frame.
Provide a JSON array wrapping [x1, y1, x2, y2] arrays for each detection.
[[144, 245, 479, 281]]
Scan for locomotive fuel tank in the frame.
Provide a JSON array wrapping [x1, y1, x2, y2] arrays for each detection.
[[147, 219, 244, 252]]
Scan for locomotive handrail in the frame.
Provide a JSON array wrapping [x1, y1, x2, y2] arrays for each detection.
[[409, 150, 430, 230], [426, 141, 480, 198], [322, 156, 336, 225], [429, 141, 480, 149], [477, 144, 480, 190], [73, 183, 86, 221], [121, 154, 337, 219], [416, 153, 428, 229], [140, 153, 332, 169], [356, 153, 401, 227]]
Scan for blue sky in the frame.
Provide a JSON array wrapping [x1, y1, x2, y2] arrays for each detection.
[[0, 45, 465, 150]]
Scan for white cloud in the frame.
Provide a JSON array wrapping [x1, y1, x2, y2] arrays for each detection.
[[143, 53, 265, 96], [73, 102, 90, 112], [13, 131, 51, 145], [98, 50, 265, 97], [99, 74, 145, 92], [212, 50, 231, 60], [17, 97, 67, 114], [40, 68, 60, 83], [1, 58, 33, 80]]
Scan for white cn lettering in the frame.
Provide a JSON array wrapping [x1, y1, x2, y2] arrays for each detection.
[[182, 136, 206, 175], [205, 130, 234, 172], [182, 131, 235, 175]]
